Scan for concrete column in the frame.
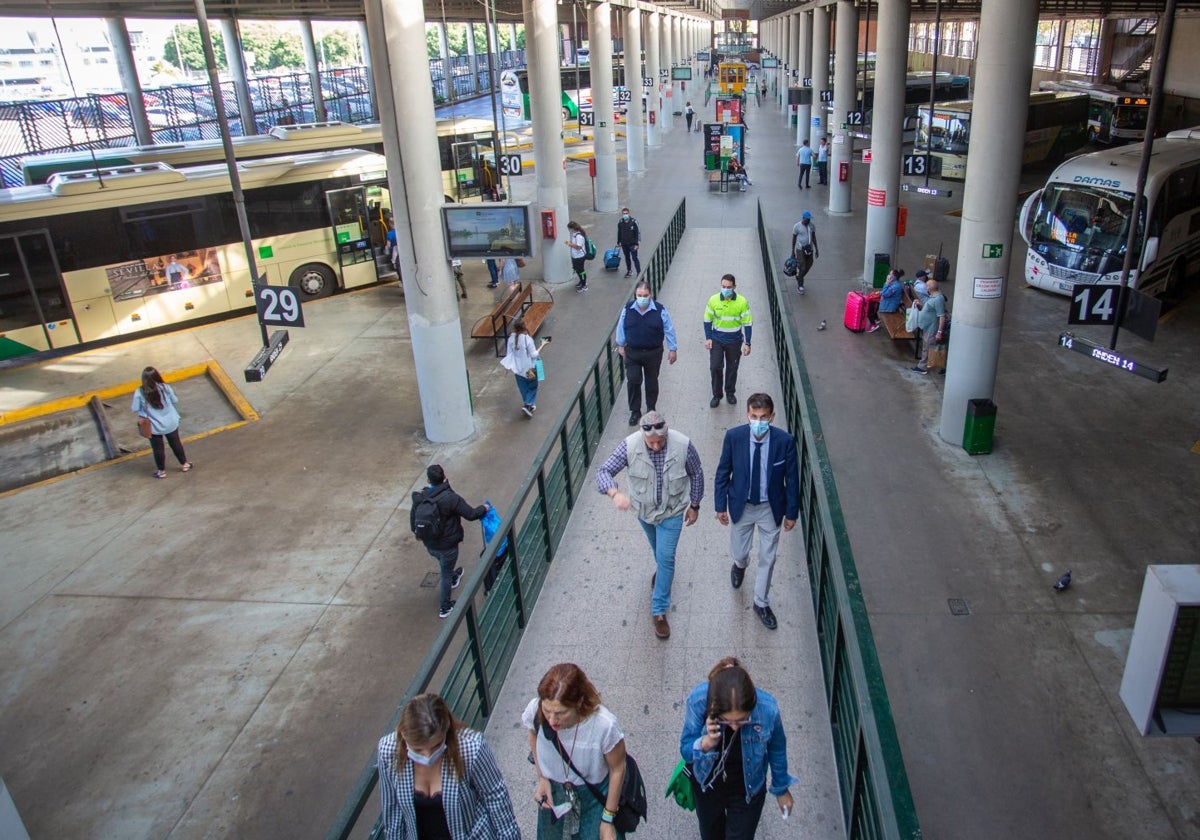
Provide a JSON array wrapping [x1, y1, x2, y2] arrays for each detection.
[[829, 0, 857, 213], [796, 12, 813, 146], [660, 14, 674, 135], [592, 2, 618, 211], [299, 20, 327, 122], [862, 0, 911, 282], [465, 23, 478, 96], [106, 18, 152, 144], [377, 0, 473, 442], [780, 15, 792, 118], [220, 18, 258, 135], [437, 23, 454, 103], [788, 14, 801, 127], [645, 11, 661, 148], [509, 23, 519, 54], [358, 21, 377, 119], [625, 6, 645, 173], [810, 4, 830, 149], [526, 0, 572, 285], [937, 0, 1039, 443]]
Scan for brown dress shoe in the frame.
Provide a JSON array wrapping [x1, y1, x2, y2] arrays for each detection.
[[653, 615, 670, 639]]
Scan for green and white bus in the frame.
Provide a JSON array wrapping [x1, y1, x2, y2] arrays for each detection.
[[500, 66, 630, 122], [1019, 127, 1200, 298]]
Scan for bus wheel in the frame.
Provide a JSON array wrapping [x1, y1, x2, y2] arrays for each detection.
[[289, 263, 336, 298], [562, 106, 572, 122]]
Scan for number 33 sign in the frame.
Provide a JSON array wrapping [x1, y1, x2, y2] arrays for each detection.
[[255, 285, 305, 328]]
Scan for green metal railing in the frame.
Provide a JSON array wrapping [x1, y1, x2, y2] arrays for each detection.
[[325, 198, 687, 840], [756, 203, 923, 840]]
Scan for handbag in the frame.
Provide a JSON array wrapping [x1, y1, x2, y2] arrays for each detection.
[[516, 258, 526, 268], [540, 720, 647, 833], [664, 759, 696, 811], [535, 359, 545, 381], [524, 367, 537, 380], [137, 415, 152, 438]]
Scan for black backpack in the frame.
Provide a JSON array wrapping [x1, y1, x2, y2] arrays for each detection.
[[411, 490, 446, 542]]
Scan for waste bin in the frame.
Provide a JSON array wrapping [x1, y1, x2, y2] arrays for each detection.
[[705, 151, 717, 171], [872, 252, 891, 288], [963, 399, 997, 455]]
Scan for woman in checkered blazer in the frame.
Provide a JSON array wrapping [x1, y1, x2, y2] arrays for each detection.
[[378, 693, 521, 839]]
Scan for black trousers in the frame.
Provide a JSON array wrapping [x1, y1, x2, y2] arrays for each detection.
[[709, 339, 742, 399], [797, 163, 811, 188], [691, 776, 767, 840], [624, 346, 663, 414]]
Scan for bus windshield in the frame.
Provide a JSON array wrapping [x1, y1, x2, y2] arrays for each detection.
[[1030, 183, 1136, 272], [920, 110, 971, 155]]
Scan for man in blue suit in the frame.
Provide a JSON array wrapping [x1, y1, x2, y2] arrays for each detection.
[[713, 393, 801, 629]]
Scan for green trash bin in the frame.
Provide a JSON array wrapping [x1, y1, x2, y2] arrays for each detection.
[[705, 152, 717, 171], [872, 252, 891, 289], [963, 399, 997, 455]]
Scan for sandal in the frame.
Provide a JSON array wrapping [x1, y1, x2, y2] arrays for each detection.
[[153, 470, 167, 479], [181, 462, 193, 472]]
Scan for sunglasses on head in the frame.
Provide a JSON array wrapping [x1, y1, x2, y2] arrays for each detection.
[[641, 421, 666, 431]]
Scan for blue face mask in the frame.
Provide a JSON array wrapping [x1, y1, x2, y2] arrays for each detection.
[[749, 419, 770, 437], [635, 296, 651, 309], [622, 214, 630, 221], [720, 288, 734, 299], [408, 743, 447, 767]]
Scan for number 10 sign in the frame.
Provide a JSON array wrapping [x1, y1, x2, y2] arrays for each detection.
[[254, 284, 305, 328]]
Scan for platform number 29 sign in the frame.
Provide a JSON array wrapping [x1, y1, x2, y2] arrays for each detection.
[[255, 285, 305, 328]]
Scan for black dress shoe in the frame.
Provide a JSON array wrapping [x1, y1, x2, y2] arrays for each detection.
[[709, 396, 721, 408], [754, 604, 778, 630], [727, 393, 737, 405], [730, 564, 745, 589], [629, 411, 640, 426]]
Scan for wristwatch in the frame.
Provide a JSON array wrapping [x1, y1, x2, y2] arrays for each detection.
[[689, 503, 701, 511]]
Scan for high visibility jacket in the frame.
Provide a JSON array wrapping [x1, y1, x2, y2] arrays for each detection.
[[703, 292, 753, 345]]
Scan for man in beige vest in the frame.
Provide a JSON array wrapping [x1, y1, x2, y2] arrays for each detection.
[[595, 411, 704, 639]]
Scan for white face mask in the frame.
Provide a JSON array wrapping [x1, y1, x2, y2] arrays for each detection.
[[408, 743, 447, 766]]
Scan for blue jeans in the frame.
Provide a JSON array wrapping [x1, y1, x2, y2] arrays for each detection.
[[486, 259, 499, 284], [515, 372, 539, 406], [536, 777, 620, 840], [425, 545, 459, 610], [638, 512, 684, 616]]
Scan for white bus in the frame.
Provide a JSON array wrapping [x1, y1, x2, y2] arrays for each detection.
[[0, 149, 391, 360], [1037, 80, 1149, 144], [1019, 127, 1200, 298]]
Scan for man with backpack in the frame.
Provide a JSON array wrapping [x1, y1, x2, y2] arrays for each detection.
[[411, 464, 491, 619]]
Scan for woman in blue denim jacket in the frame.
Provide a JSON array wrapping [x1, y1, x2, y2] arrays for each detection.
[[679, 657, 799, 839]]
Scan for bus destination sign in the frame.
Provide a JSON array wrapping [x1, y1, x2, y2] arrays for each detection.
[[1058, 332, 1167, 383]]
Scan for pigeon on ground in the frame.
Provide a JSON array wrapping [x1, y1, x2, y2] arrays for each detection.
[[1053, 570, 1072, 591], [818, 319, 827, 331]]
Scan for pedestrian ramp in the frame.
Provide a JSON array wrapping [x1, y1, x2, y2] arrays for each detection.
[[482, 226, 843, 838]]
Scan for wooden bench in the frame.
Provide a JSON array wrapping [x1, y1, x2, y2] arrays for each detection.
[[470, 281, 554, 356], [878, 310, 920, 359], [707, 170, 724, 192]]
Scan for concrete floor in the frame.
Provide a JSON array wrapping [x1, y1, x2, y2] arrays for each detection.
[[1, 89, 1199, 840]]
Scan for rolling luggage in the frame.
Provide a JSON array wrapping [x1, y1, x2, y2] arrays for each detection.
[[603, 247, 622, 271], [844, 290, 870, 332]]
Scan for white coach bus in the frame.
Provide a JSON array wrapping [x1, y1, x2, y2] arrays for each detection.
[[1019, 127, 1200, 297]]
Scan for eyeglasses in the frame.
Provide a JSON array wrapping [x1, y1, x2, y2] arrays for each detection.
[[641, 421, 666, 432]]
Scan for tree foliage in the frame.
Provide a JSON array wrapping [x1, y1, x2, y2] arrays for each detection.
[[162, 22, 361, 72]]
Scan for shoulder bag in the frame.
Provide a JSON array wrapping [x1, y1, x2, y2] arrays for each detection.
[[137, 415, 152, 438], [540, 719, 647, 833]]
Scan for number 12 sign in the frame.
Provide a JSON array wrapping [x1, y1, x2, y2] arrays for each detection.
[[255, 285, 305, 328]]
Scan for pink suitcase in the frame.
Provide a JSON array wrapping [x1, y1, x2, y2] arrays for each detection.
[[844, 290, 869, 332]]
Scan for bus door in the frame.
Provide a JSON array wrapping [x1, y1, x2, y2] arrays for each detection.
[[325, 187, 377, 290], [450, 140, 480, 202], [0, 231, 78, 359]]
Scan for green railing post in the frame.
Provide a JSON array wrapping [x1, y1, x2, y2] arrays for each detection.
[[463, 603, 493, 718]]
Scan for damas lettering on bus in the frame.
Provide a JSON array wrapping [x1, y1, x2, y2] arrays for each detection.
[[1072, 175, 1122, 188]]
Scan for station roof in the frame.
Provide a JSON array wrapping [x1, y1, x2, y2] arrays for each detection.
[[0, 0, 1195, 25]]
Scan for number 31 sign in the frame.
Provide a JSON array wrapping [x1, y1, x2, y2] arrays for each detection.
[[255, 284, 305, 328]]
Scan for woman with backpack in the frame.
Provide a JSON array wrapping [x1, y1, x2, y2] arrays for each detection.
[[679, 656, 798, 839], [524, 662, 628, 839], [131, 366, 192, 479], [565, 221, 589, 292]]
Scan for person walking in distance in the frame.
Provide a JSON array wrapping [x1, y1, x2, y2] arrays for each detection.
[[566, 220, 589, 291], [595, 411, 704, 640], [131, 366, 193, 479], [713, 393, 800, 630], [685, 101, 695, 133], [789, 212, 819, 294], [796, 140, 814, 189], [816, 136, 830, 185], [615, 281, 678, 427], [616, 208, 641, 278], [703, 274, 753, 408], [411, 464, 492, 619]]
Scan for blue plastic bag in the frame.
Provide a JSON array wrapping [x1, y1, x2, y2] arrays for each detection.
[[481, 500, 509, 558]]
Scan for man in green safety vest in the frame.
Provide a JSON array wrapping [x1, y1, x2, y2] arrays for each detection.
[[703, 273, 754, 409]]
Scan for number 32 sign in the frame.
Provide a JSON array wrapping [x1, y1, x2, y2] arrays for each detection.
[[255, 285, 305, 328]]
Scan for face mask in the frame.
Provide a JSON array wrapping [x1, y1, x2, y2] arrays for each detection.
[[622, 214, 630, 220], [749, 419, 770, 437], [408, 743, 447, 766], [720, 288, 734, 299], [635, 296, 651, 309]]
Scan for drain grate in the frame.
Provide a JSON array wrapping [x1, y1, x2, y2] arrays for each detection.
[[948, 598, 970, 616], [421, 572, 440, 588]]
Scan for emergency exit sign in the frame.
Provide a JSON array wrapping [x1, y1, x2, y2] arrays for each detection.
[[982, 243, 1003, 259]]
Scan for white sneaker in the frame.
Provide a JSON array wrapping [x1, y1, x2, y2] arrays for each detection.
[[521, 405, 533, 417]]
